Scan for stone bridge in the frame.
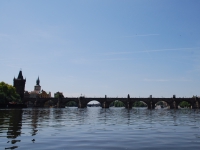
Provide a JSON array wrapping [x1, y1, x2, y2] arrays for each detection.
[[23, 95, 200, 109]]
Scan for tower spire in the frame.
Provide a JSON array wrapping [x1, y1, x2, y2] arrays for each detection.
[[36, 76, 40, 86], [17, 70, 23, 79]]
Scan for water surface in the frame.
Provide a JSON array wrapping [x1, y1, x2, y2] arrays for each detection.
[[0, 108, 200, 149]]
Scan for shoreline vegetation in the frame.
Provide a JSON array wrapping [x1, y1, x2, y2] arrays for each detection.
[[0, 82, 27, 108], [0, 82, 21, 104]]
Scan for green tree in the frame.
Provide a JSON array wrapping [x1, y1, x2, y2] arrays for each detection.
[[179, 101, 191, 108], [0, 82, 21, 104], [111, 100, 124, 107], [54, 92, 64, 98]]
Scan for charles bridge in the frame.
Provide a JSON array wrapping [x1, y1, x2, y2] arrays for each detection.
[[23, 95, 200, 109]]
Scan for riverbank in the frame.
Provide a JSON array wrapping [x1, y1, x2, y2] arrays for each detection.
[[0, 104, 27, 108]]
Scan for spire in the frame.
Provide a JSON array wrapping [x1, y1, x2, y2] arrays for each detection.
[[36, 76, 40, 86], [17, 70, 23, 79]]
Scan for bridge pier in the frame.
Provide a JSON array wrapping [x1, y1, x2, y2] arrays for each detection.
[[101, 95, 109, 108], [124, 102, 133, 109], [78, 96, 87, 108], [169, 95, 177, 109], [169, 102, 174, 109], [101, 101, 110, 108], [151, 101, 156, 109], [147, 103, 151, 109], [195, 97, 199, 109], [191, 97, 199, 109], [57, 98, 66, 108], [169, 101, 178, 109], [146, 95, 155, 109], [146, 102, 155, 109], [191, 103, 197, 109], [125, 94, 133, 109]]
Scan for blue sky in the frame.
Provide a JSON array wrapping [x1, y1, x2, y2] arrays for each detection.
[[0, 0, 200, 98]]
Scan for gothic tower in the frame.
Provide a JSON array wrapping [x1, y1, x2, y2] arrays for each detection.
[[34, 76, 41, 93], [13, 70, 26, 99]]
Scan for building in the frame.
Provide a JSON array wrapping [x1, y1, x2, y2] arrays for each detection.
[[29, 91, 38, 98], [28, 76, 51, 98], [29, 77, 42, 98], [13, 70, 26, 99], [34, 77, 41, 93], [39, 90, 51, 98], [14, 74, 51, 99]]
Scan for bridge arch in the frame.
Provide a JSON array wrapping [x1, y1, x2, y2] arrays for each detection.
[[87, 100, 101, 107], [42, 99, 58, 108], [177, 100, 191, 108], [133, 101, 148, 108], [65, 101, 78, 107], [155, 101, 169, 109], [86, 99, 104, 107], [110, 100, 125, 107]]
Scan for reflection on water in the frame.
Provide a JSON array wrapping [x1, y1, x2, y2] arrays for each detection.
[[0, 109, 23, 139], [0, 108, 200, 150]]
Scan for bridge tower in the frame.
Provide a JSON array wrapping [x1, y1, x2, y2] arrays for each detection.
[[13, 70, 26, 99]]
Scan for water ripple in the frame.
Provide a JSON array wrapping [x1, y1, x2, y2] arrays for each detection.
[[1, 108, 200, 149]]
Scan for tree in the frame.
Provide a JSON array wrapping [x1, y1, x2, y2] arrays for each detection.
[[110, 100, 124, 107], [54, 92, 64, 98], [179, 101, 191, 108], [0, 82, 21, 104]]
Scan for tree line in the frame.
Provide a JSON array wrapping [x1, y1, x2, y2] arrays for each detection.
[[0, 82, 21, 104]]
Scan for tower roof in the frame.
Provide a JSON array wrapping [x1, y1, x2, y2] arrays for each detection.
[[36, 76, 40, 86], [17, 70, 24, 80]]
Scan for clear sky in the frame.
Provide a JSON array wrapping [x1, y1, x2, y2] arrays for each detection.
[[0, 0, 200, 98]]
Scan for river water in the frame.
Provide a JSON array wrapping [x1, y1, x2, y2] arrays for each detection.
[[0, 107, 200, 150]]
